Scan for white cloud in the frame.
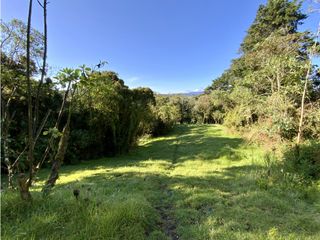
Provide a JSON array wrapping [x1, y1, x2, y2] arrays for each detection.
[[180, 88, 204, 93], [192, 88, 202, 92]]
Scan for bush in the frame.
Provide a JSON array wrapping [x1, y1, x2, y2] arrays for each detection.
[[261, 93, 297, 140], [283, 141, 320, 180], [224, 105, 254, 128], [150, 118, 174, 136], [303, 101, 320, 140]]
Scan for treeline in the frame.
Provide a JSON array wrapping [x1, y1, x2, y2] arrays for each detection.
[[151, 94, 225, 125], [203, 0, 320, 179], [203, 0, 320, 143], [156, 0, 320, 143], [1, 46, 178, 165], [0, 17, 183, 197], [207, 0, 320, 140]]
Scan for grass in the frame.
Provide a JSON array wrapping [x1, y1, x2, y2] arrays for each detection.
[[2, 124, 320, 239]]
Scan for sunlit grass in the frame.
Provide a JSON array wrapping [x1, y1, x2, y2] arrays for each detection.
[[2, 125, 320, 239]]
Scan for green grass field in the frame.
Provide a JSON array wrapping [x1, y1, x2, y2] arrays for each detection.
[[2, 125, 320, 239]]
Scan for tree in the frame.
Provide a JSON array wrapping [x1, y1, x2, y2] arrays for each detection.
[[241, 0, 306, 53], [1, 17, 45, 190], [1, 55, 20, 189], [18, 0, 34, 201], [193, 95, 213, 124], [1, 18, 44, 65], [42, 67, 82, 195], [14, 0, 51, 200], [202, 0, 320, 145], [151, 96, 181, 135]]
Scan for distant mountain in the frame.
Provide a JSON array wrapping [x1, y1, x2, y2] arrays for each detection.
[[183, 91, 204, 96], [159, 90, 204, 97]]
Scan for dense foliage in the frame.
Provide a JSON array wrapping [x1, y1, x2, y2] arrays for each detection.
[[204, 0, 320, 142], [204, 0, 320, 179], [0, 19, 179, 192]]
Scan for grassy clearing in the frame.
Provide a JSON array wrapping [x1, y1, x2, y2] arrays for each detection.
[[2, 125, 320, 239]]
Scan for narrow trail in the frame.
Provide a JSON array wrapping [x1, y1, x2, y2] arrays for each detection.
[[156, 138, 181, 240]]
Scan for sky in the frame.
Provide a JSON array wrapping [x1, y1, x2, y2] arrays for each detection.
[[2, 0, 319, 93]]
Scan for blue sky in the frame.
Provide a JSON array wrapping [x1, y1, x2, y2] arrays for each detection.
[[2, 0, 319, 93]]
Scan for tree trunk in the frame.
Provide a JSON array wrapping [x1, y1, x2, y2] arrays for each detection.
[[3, 123, 14, 189], [42, 120, 70, 195], [38, 79, 72, 170], [42, 87, 75, 195], [2, 87, 17, 189], [18, 0, 34, 200], [297, 67, 311, 144], [3, 132, 14, 189], [18, 173, 32, 201], [34, 0, 47, 134], [297, 23, 320, 144]]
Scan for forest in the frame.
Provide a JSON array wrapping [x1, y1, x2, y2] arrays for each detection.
[[1, 0, 320, 239]]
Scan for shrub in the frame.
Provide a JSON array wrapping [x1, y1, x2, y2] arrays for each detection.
[[303, 101, 320, 140], [283, 141, 320, 180], [261, 93, 297, 140]]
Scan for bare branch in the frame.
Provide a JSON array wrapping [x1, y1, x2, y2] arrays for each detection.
[[37, 0, 44, 8]]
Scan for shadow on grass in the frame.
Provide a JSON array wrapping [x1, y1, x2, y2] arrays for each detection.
[[40, 124, 244, 178], [45, 125, 319, 239], [3, 125, 319, 239], [51, 165, 320, 239]]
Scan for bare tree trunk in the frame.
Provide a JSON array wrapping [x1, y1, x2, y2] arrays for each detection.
[[297, 67, 311, 144], [18, 0, 34, 201], [42, 88, 75, 195], [2, 86, 17, 189], [26, 0, 34, 174], [3, 112, 16, 189], [42, 123, 70, 195], [18, 173, 32, 200], [34, 0, 47, 133], [297, 23, 320, 144], [3, 129, 13, 189]]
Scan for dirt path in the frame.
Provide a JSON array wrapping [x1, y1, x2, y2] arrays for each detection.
[[156, 139, 181, 239], [157, 184, 179, 240]]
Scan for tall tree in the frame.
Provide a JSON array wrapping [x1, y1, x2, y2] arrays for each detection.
[[34, 0, 48, 135], [16, 0, 51, 200], [18, 0, 34, 201], [241, 0, 306, 53], [1, 18, 44, 64]]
